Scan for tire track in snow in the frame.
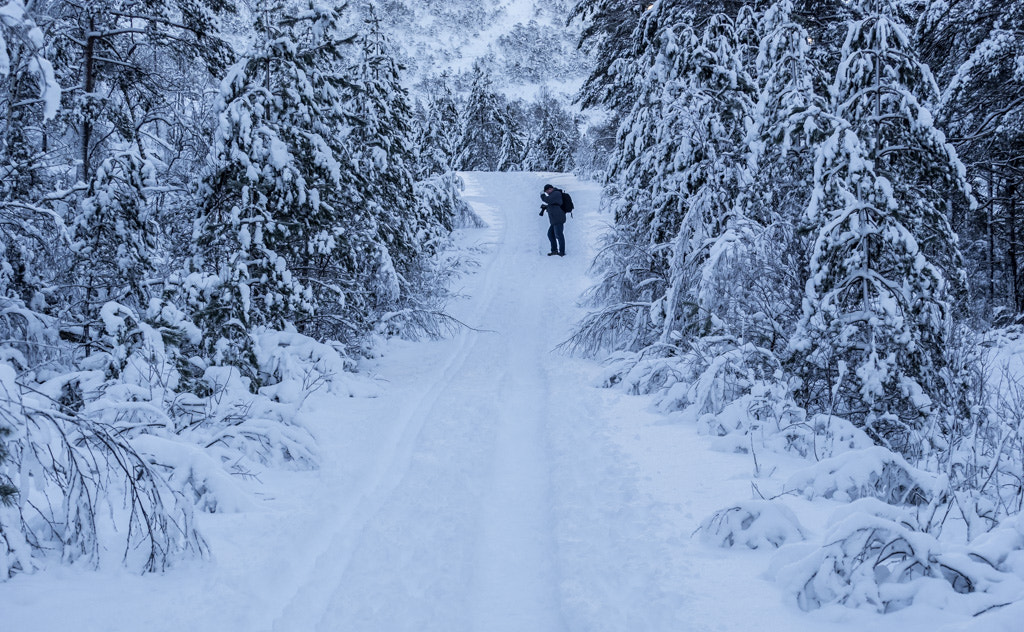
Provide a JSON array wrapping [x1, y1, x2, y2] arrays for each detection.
[[268, 180, 514, 632], [306, 172, 570, 631], [467, 173, 568, 632]]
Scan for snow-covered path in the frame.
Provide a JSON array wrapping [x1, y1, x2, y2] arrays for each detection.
[[9, 172, 972, 632], [268, 172, 584, 631]]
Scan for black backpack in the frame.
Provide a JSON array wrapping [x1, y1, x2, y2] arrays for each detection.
[[562, 191, 575, 216]]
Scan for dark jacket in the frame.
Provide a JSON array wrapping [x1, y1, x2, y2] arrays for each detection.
[[541, 188, 566, 224]]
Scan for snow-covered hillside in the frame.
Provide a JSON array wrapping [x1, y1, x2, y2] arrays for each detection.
[[366, 0, 588, 94]]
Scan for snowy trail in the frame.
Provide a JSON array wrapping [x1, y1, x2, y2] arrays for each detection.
[[268, 172, 586, 631]]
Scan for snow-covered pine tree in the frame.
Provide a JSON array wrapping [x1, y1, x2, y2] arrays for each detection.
[[456, 62, 507, 171], [581, 6, 757, 349], [788, 0, 972, 458], [66, 147, 157, 365], [522, 89, 581, 172], [413, 73, 461, 179], [339, 10, 452, 341], [411, 74, 482, 236], [569, 1, 695, 354], [496, 99, 527, 172], [735, 0, 832, 352], [651, 11, 758, 348], [571, 0, 761, 111], [191, 0, 355, 381], [570, 0, 652, 113]]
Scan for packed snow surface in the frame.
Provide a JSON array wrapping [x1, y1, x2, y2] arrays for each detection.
[[2, 173, 1008, 631]]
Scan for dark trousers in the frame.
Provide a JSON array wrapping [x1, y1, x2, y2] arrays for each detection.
[[547, 222, 565, 255]]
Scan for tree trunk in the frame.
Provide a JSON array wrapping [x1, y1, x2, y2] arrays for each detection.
[[81, 13, 96, 182]]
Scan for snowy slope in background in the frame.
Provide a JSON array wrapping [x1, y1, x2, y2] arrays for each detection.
[[365, 0, 588, 96], [4, 173, 1008, 632]]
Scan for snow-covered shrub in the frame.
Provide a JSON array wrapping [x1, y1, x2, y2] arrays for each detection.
[[130, 434, 254, 514], [702, 398, 874, 461], [929, 337, 1024, 535], [666, 341, 779, 415], [69, 307, 338, 518], [779, 512, 1016, 614], [0, 362, 205, 579], [611, 339, 873, 460], [968, 512, 1024, 578], [600, 347, 693, 398], [786, 446, 947, 506], [254, 329, 357, 400], [162, 356, 319, 474], [699, 500, 806, 549], [564, 211, 666, 359]]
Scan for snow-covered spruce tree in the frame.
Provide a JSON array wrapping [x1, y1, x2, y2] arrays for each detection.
[[338, 11, 454, 342], [456, 62, 507, 171], [788, 0, 972, 459], [572, 6, 758, 362], [65, 148, 157, 365], [191, 0, 356, 383], [411, 76, 483, 234], [651, 10, 758, 348], [413, 73, 462, 179], [571, 0, 759, 111], [522, 88, 581, 172], [567, 2, 694, 355], [496, 99, 528, 172], [735, 0, 833, 353]]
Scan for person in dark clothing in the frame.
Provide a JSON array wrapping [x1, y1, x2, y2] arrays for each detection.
[[539, 183, 566, 256]]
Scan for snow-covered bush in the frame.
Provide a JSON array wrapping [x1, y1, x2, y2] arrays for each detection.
[[4, 297, 359, 566], [778, 509, 1024, 614], [0, 361, 206, 579], [785, 446, 947, 506], [699, 500, 806, 549], [703, 398, 874, 461], [0, 298, 60, 372], [785, 516, 963, 612]]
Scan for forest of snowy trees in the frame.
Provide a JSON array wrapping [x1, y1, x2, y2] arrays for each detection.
[[569, 0, 1024, 614], [0, 0, 580, 579]]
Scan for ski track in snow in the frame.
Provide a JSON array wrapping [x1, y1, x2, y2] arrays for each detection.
[[269, 172, 577, 631], [10, 172, 985, 632]]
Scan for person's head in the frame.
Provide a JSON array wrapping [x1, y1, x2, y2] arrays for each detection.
[[544, 184, 554, 192]]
